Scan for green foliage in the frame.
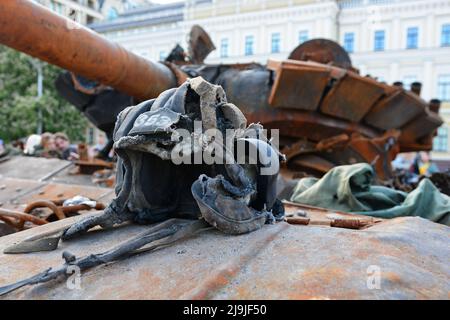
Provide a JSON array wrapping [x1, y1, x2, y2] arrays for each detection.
[[0, 45, 88, 143]]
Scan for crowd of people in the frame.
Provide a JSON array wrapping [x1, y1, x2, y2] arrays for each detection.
[[0, 132, 111, 162], [16, 132, 79, 160], [391, 151, 442, 188]]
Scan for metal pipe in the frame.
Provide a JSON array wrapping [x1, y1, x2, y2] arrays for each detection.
[[0, 0, 177, 101]]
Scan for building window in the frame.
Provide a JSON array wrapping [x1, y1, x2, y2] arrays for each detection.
[[438, 75, 450, 101], [343, 32, 355, 53], [298, 30, 309, 44], [441, 24, 450, 47], [244, 35, 254, 56], [107, 7, 119, 20], [271, 33, 281, 53], [374, 30, 385, 51], [86, 15, 94, 24], [159, 51, 167, 61], [433, 126, 448, 152], [403, 75, 417, 90], [87, 0, 95, 9], [87, 127, 95, 145], [406, 27, 418, 49], [220, 38, 229, 58], [51, 1, 64, 15]]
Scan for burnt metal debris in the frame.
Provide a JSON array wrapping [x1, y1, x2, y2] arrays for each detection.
[[0, 218, 210, 296], [0, 0, 443, 182], [62, 77, 284, 239], [0, 1, 449, 300], [0, 156, 115, 237], [0, 211, 448, 299], [0, 196, 106, 234], [0, 77, 285, 295]]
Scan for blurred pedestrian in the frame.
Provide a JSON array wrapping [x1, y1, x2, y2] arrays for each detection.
[[411, 153, 421, 175], [23, 134, 42, 156], [34, 132, 59, 158], [418, 152, 439, 176], [0, 139, 5, 156], [54, 132, 79, 161]]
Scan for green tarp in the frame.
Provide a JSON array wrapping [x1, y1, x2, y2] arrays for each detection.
[[290, 163, 450, 226]]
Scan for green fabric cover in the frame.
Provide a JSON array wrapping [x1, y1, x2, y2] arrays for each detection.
[[290, 163, 450, 226]]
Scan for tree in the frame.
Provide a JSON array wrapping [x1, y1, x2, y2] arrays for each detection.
[[0, 45, 88, 143]]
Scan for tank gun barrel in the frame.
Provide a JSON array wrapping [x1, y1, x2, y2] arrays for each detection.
[[0, 0, 177, 101]]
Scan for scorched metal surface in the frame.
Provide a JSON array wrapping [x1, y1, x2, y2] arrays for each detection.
[[0, 214, 448, 299]]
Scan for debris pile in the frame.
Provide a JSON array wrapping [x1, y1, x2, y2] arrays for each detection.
[[0, 77, 285, 295]]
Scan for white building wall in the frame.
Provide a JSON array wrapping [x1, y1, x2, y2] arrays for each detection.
[[341, 0, 450, 101], [102, 22, 184, 61], [182, 0, 339, 64]]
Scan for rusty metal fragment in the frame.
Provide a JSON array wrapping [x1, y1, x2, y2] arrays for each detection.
[[283, 201, 382, 229], [320, 71, 389, 122], [268, 60, 331, 111], [187, 25, 216, 64], [0, 214, 447, 299], [365, 89, 427, 130], [288, 38, 353, 70]]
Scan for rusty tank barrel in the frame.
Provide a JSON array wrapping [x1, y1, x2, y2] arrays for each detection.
[[0, 0, 176, 101]]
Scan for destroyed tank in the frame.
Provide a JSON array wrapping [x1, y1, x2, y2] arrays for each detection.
[[0, 1, 443, 181], [0, 1, 449, 300]]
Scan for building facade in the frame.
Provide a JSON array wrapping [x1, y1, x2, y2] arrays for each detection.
[[90, 2, 185, 60], [31, 0, 150, 25], [90, 0, 450, 166]]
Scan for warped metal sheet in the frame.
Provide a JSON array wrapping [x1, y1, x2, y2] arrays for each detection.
[[398, 108, 443, 144], [0, 157, 71, 181], [0, 178, 44, 207], [47, 165, 101, 187], [14, 183, 113, 206], [320, 72, 389, 122], [0, 214, 448, 299], [268, 60, 330, 111], [365, 90, 426, 130]]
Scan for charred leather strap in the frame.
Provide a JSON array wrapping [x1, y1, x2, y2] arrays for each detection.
[[0, 219, 210, 296]]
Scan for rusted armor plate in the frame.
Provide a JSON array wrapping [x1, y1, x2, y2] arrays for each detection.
[[0, 214, 448, 299], [268, 60, 331, 111], [365, 90, 426, 130], [398, 108, 443, 144], [13, 183, 112, 208], [0, 178, 44, 208], [320, 72, 389, 122], [0, 156, 71, 181]]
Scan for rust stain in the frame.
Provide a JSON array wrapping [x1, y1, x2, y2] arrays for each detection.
[[181, 224, 289, 299]]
